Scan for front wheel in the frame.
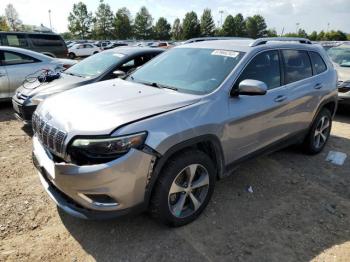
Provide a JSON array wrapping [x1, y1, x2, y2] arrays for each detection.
[[303, 108, 332, 154], [68, 52, 76, 59], [150, 150, 216, 227]]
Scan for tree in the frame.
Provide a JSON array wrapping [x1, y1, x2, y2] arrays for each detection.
[[182, 11, 200, 39], [134, 6, 153, 39], [68, 2, 93, 39], [153, 17, 171, 40], [5, 4, 22, 31], [61, 32, 74, 40], [233, 13, 245, 36], [309, 31, 318, 41], [266, 28, 277, 37], [245, 15, 267, 38], [297, 28, 308, 38], [171, 18, 182, 40], [0, 16, 10, 31], [200, 9, 215, 36], [221, 15, 235, 36], [94, 0, 114, 39], [114, 7, 132, 39]]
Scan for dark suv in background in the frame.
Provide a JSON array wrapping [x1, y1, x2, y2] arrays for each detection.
[[0, 32, 67, 58]]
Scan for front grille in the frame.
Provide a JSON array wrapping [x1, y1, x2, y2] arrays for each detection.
[[32, 113, 67, 157]]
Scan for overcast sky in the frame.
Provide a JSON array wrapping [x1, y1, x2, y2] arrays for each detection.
[[1, 0, 349, 34]]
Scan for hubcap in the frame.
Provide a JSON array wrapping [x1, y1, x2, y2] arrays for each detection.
[[168, 164, 209, 218], [314, 116, 330, 149]]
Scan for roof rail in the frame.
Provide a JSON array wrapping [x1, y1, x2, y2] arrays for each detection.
[[250, 37, 312, 47]]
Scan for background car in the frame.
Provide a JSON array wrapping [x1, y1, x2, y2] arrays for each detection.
[[68, 43, 101, 59], [103, 41, 128, 50], [327, 44, 350, 105], [0, 32, 67, 58], [12, 47, 164, 123], [0, 46, 72, 101], [150, 42, 173, 49]]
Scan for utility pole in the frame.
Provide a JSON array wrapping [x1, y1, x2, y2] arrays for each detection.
[[296, 22, 300, 34], [48, 9, 52, 31], [327, 22, 330, 32], [219, 10, 224, 27]]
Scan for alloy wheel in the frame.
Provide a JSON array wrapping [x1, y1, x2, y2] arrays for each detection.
[[168, 164, 210, 218], [314, 116, 330, 149]]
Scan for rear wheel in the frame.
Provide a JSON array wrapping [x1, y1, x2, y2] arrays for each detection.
[[68, 52, 76, 59], [303, 108, 332, 154], [150, 150, 216, 227]]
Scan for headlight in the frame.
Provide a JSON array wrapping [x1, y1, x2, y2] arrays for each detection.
[[69, 132, 147, 164]]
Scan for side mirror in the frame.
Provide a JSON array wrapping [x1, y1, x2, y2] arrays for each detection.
[[113, 70, 126, 78], [237, 79, 267, 96]]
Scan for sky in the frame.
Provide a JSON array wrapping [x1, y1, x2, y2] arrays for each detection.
[[0, 0, 349, 34]]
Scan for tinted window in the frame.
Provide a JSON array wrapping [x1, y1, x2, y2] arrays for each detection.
[[309, 52, 327, 74], [3, 51, 38, 65], [129, 48, 245, 95], [282, 50, 312, 84], [237, 50, 280, 90], [28, 34, 63, 47], [4, 34, 28, 47]]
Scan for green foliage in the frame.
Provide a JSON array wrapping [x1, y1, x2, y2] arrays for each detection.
[[284, 29, 348, 41], [114, 7, 132, 39], [61, 32, 74, 40], [134, 6, 153, 39], [233, 13, 245, 36], [153, 17, 171, 40], [200, 9, 215, 36], [309, 31, 318, 41], [68, 2, 93, 39], [94, 0, 114, 39], [221, 15, 235, 36], [0, 16, 10, 31], [182, 11, 200, 39], [171, 18, 182, 40], [245, 15, 267, 38], [266, 28, 278, 37]]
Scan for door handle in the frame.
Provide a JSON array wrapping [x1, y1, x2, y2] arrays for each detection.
[[314, 83, 323, 89], [274, 95, 287, 102]]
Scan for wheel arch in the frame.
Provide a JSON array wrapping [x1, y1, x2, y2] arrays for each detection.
[[144, 134, 225, 205]]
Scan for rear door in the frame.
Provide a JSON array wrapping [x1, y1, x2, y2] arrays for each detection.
[[3, 51, 43, 96], [0, 52, 10, 99]]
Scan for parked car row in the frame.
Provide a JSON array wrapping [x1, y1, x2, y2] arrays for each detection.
[[25, 37, 338, 227]]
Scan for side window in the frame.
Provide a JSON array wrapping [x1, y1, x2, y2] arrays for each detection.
[[5, 34, 28, 47], [28, 34, 64, 47], [237, 50, 281, 90], [282, 50, 312, 84], [3, 51, 38, 66], [309, 52, 327, 75]]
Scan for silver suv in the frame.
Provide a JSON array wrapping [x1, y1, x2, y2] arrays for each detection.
[[32, 38, 337, 226]]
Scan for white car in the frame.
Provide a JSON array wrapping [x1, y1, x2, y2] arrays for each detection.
[[68, 43, 101, 59]]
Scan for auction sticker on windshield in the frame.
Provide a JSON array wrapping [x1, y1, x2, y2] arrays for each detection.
[[211, 50, 239, 58]]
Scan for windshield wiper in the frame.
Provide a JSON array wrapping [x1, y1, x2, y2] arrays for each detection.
[[64, 72, 84, 78], [132, 79, 178, 91]]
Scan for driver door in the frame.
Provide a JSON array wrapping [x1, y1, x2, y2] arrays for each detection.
[[224, 50, 290, 163]]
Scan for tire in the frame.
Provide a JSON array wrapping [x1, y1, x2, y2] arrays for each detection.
[[150, 150, 216, 227], [93, 51, 99, 54], [68, 52, 76, 59], [303, 108, 332, 154]]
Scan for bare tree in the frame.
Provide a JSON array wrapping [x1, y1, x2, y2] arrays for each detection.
[[5, 4, 22, 31]]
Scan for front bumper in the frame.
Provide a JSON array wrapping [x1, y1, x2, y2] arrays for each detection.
[[12, 98, 37, 123], [32, 136, 154, 219]]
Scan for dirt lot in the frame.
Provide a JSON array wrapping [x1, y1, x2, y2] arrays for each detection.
[[0, 102, 349, 262]]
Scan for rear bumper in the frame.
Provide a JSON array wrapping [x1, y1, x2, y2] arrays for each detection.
[[32, 136, 155, 219]]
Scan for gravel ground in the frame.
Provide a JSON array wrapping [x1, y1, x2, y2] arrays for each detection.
[[0, 102, 349, 262]]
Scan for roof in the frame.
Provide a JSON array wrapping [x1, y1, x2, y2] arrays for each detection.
[[104, 47, 165, 55], [177, 38, 323, 53]]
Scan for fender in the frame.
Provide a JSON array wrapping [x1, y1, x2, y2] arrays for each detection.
[[144, 134, 225, 205], [309, 95, 338, 129]]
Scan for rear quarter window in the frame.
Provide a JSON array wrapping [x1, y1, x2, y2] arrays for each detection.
[[28, 34, 64, 47], [309, 51, 327, 75], [282, 50, 312, 84], [3, 34, 28, 47]]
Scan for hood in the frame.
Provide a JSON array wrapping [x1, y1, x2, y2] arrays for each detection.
[[334, 63, 350, 82], [17, 73, 88, 97], [36, 79, 201, 135]]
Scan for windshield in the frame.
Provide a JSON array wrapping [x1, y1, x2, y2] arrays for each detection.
[[128, 48, 244, 94], [65, 52, 124, 78], [327, 45, 350, 66]]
